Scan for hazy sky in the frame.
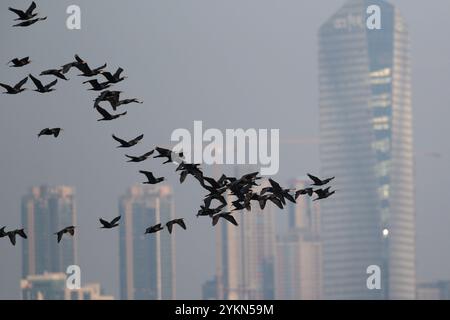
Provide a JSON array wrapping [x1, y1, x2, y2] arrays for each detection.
[[1, 0, 449, 299]]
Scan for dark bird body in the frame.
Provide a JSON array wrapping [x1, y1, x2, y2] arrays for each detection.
[[9, 2, 38, 20], [83, 79, 111, 91], [40, 69, 69, 81], [139, 171, 165, 185], [38, 128, 62, 138], [145, 224, 164, 234], [101, 67, 127, 84], [100, 216, 121, 229], [29, 74, 57, 93], [55, 226, 75, 243], [166, 219, 186, 234], [5, 229, 27, 246], [96, 106, 127, 121], [308, 173, 335, 186], [0, 77, 28, 94], [112, 134, 143, 148], [8, 57, 31, 67], [212, 212, 238, 227], [125, 150, 154, 163], [313, 187, 336, 201], [13, 17, 47, 27]]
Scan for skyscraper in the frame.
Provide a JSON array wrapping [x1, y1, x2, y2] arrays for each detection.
[[319, 0, 415, 299], [119, 185, 175, 300], [215, 167, 276, 300], [275, 178, 322, 300], [21, 186, 77, 278]]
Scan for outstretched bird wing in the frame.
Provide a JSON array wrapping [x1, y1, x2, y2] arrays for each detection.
[[96, 106, 112, 119], [17, 229, 27, 239], [56, 231, 63, 243], [0, 83, 14, 92], [99, 218, 109, 228], [110, 216, 121, 225], [93, 63, 107, 73], [307, 173, 322, 185], [114, 68, 124, 78], [139, 171, 156, 181], [8, 233, 17, 246], [112, 134, 128, 145], [8, 7, 26, 19], [176, 219, 187, 230], [166, 221, 174, 234], [29, 74, 44, 91], [14, 77, 28, 90], [143, 150, 155, 157], [25, 2, 37, 16], [222, 214, 238, 226], [44, 79, 58, 90], [129, 134, 144, 145]]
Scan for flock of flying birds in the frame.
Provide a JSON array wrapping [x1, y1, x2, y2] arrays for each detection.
[[1, 2, 335, 247]]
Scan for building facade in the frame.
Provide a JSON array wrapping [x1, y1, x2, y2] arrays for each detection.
[[21, 186, 77, 278], [319, 0, 415, 299], [119, 185, 176, 300]]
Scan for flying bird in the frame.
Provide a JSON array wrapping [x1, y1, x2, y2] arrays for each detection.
[[96, 106, 127, 121], [93, 90, 121, 109], [99, 216, 121, 229], [76, 61, 107, 77], [8, 57, 31, 67], [60, 54, 85, 74], [38, 128, 63, 138], [145, 224, 164, 234], [0, 77, 28, 94], [8, 2, 38, 21], [112, 134, 143, 148], [55, 226, 75, 243], [307, 173, 335, 186], [212, 212, 238, 227], [313, 187, 336, 201], [139, 171, 165, 185], [166, 219, 186, 234], [101, 67, 127, 84], [13, 16, 47, 27], [154, 147, 184, 164], [125, 150, 154, 163], [295, 187, 314, 199], [29, 74, 57, 93], [83, 79, 111, 91], [5, 229, 27, 246], [40, 69, 69, 81]]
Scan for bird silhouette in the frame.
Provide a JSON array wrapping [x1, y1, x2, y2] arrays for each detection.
[[139, 171, 165, 185], [101, 67, 127, 84], [8, 2, 38, 21], [13, 16, 47, 27], [295, 187, 314, 199], [0, 77, 28, 94], [0, 227, 7, 238], [307, 173, 335, 186], [60, 54, 85, 74], [5, 229, 27, 246], [38, 128, 62, 138], [125, 150, 154, 163], [145, 224, 164, 234], [212, 212, 238, 227], [76, 61, 107, 77], [166, 219, 186, 234], [8, 57, 31, 67], [29, 74, 57, 93], [96, 106, 127, 121], [112, 134, 143, 148], [313, 187, 335, 201], [40, 69, 69, 81], [83, 79, 111, 91], [99, 216, 121, 229], [55, 226, 75, 243]]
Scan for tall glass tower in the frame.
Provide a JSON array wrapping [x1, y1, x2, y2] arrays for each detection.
[[119, 185, 175, 300], [21, 186, 77, 278], [318, 0, 415, 299]]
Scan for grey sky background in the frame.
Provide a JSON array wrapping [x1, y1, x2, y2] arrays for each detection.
[[0, 0, 449, 299]]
